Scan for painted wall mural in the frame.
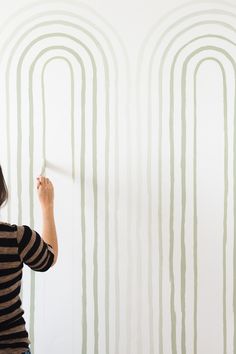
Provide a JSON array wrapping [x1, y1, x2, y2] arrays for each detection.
[[0, 0, 235, 353]]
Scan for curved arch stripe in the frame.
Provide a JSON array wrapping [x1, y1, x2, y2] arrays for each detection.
[[137, 3, 236, 354], [174, 40, 236, 354], [0, 4, 128, 354]]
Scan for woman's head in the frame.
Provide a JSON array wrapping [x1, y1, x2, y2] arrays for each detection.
[[0, 165, 8, 208]]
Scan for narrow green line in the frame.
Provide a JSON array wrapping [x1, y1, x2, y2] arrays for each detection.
[[136, 75, 143, 354], [181, 59, 187, 354], [169, 57, 177, 354], [142, 16, 236, 354], [26, 43, 89, 354], [80, 67, 87, 354], [147, 70, 154, 354], [233, 61, 236, 354], [3, 7, 127, 354], [194, 58, 228, 354], [181, 46, 234, 354], [105, 47, 120, 354], [158, 67, 163, 354], [126, 59, 132, 354], [193, 64, 198, 354], [114, 73, 120, 354]]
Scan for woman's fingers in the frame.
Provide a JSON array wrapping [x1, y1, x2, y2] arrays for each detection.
[[36, 176, 51, 186]]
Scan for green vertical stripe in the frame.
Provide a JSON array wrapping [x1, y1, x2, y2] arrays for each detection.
[[141, 14, 236, 354], [193, 58, 228, 354]]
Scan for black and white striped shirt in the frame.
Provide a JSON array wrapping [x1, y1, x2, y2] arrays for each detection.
[[0, 221, 55, 353]]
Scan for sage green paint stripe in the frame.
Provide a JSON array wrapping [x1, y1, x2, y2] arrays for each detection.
[[2, 16, 125, 351], [140, 6, 236, 49], [158, 59, 164, 354], [182, 49, 228, 352], [126, 69, 132, 354], [40, 56, 79, 351], [136, 85, 142, 354], [181, 46, 232, 350], [147, 54, 154, 354], [2, 17, 117, 349], [42, 57, 75, 181], [169, 55, 177, 354], [0, 4, 128, 354], [194, 57, 228, 354], [80, 64, 87, 354], [29, 56, 75, 354], [136, 20, 145, 354], [136, 61, 154, 353], [234, 68, 236, 354], [16, 32, 98, 353], [135, 16, 145, 354], [30, 46, 85, 353], [193, 61, 198, 354], [171, 39, 236, 354], [42, 56, 75, 181], [137, 10, 232, 354], [164, 24, 235, 354], [41, 57, 75, 180], [137, 12, 236, 353], [1, 11, 127, 351], [114, 36, 121, 354], [181, 53, 187, 354]]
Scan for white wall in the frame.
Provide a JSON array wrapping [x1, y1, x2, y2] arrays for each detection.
[[0, 0, 235, 353]]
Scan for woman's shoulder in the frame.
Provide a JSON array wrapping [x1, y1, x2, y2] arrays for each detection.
[[0, 221, 18, 230]]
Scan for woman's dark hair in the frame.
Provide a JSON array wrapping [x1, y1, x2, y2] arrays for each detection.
[[0, 165, 8, 208]]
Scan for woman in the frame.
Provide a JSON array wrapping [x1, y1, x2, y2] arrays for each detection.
[[0, 165, 58, 354]]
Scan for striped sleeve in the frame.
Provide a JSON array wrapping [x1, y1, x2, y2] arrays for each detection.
[[16, 224, 55, 272]]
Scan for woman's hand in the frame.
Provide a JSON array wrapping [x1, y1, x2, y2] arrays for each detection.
[[36, 176, 54, 209]]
